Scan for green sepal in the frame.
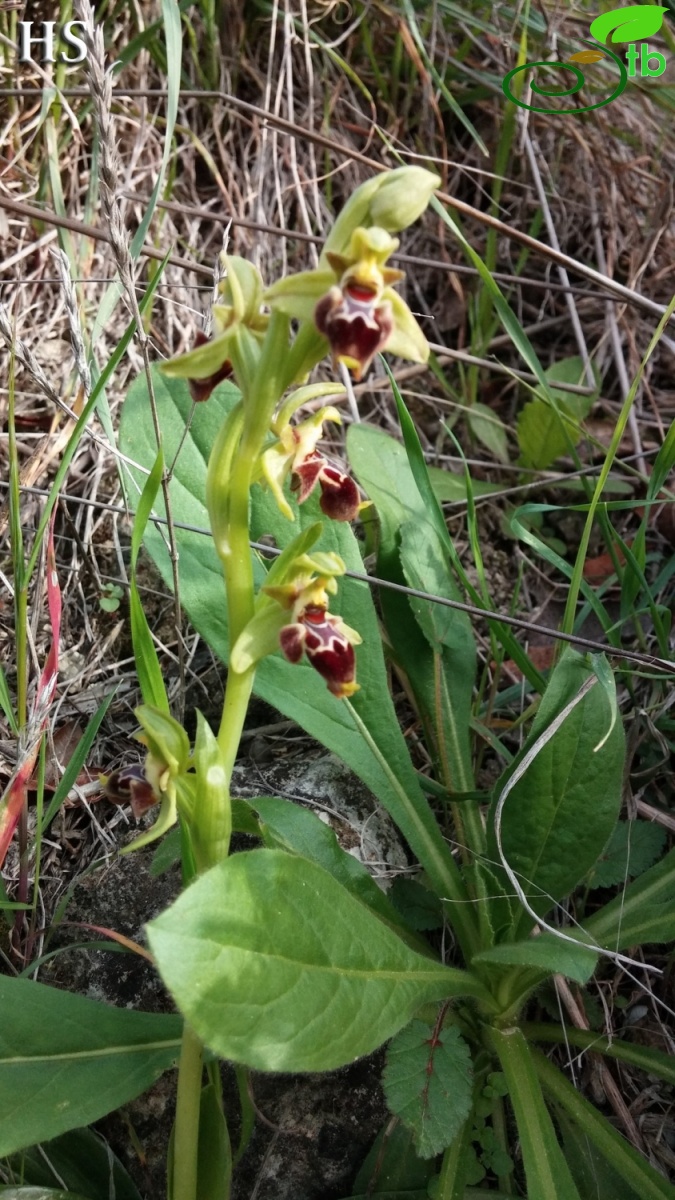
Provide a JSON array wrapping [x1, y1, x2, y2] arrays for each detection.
[[386, 290, 430, 362], [259, 522, 324, 588], [264, 269, 334, 322], [119, 783, 178, 856], [135, 705, 190, 778], [216, 255, 266, 327], [272, 382, 346, 434], [160, 331, 232, 380], [230, 603, 288, 674]]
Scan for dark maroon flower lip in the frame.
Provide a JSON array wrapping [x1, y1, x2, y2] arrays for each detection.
[[314, 286, 394, 381], [290, 451, 360, 522], [103, 763, 158, 820], [278, 605, 359, 697]]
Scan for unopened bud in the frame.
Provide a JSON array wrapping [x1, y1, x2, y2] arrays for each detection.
[[368, 167, 441, 233]]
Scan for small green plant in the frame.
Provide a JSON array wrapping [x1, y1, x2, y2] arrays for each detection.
[[98, 582, 125, 612], [2, 169, 674, 1200]]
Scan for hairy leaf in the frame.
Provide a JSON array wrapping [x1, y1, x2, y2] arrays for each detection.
[[147, 851, 484, 1072], [487, 651, 624, 934], [472, 935, 597, 984], [383, 1020, 473, 1159], [587, 820, 666, 889], [0, 978, 181, 1156], [581, 844, 675, 950]]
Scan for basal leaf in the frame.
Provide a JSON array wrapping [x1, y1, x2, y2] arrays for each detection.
[[581, 844, 675, 950], [252, 795, 409, 933], [0, 978, 182, 1156], [487, 651, 624, 936], [5, 1128, 142, 1200], [383, 1020, 473, 1159], [147, 850, 485, 1072], [587, 820, 667, 889], [472, 935, 597, 984]]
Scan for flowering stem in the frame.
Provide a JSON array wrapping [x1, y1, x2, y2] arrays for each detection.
[[212, 311, 290, 767], [172, 1023, 203, 1200]]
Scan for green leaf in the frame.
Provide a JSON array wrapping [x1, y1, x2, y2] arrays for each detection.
[[487, 652, 624, 933], [544, 357, 598, 421], [581, 844, 675, 950], [534, 1047, 675, 1199], [472, 935, 597, 984], [252, 795, 410, 933], [522, 1024, 675, 1088], [0, 662, 18, 734], [517, 399, 574, 470], [348, 423, 476, 793], [39, 693, 115, 835], [383, 1020, 473, 1159], [130, 448, 169, 714], [558, 1112, 645, 1200], [149, 825, 182, 877], [389, 878, 444, 932], [467, 402, 509, 463], [0, 978, 182, 1156], [587, 820, 667, 889], [353, 1120, 438, 1195], [5, 1127, 142, 1200], [427, 466, 500, 503], [147, 850, 485, 1073], [589, 6, 668, 44], [195, 1082, 231, 1200], [118, 368, 463, 907]]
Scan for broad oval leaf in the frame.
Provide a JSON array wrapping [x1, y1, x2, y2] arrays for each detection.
[[383, 1020, 473, 1159], [589, 5, 667, 43], [487, 651, 624, 935], [0, 978, 182, 1157], [147, 850, 484, 1072]]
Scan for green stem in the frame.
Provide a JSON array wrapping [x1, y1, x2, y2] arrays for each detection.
[[172, 1023, 204, 1200], [213, 313, 290, 763], [437, 1117, 472, 1200]]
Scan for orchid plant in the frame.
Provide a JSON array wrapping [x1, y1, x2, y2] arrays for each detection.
[[134, 166, 443, 1196], [4, 169, 674, 1200]]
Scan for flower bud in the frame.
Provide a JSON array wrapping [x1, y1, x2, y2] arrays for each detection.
[[368, 167, 441, 233]]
